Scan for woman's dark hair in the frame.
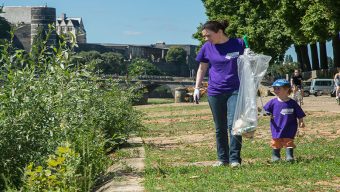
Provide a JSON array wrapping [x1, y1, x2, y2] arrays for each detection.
[[202, 20, 229, 35]]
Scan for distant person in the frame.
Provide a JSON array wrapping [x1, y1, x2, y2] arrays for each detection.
[[334, 67, 340, 100], [264, 79, 306, 162], [193, 20, 245, 167], [290, 69, 304, 101]]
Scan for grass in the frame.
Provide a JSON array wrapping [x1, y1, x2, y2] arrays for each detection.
[[137, 102, 340, 191], [147, 98, 174, 105]]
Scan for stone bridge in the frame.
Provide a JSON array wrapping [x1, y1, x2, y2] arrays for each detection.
[[104, 75, 197, 98]]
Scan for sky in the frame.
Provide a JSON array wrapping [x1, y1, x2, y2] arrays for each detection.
[[2, 0, 208, 45], [2, 0, 334, 61]]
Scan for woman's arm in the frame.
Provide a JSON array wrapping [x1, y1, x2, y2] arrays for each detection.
[[195, 62, 209, 88]]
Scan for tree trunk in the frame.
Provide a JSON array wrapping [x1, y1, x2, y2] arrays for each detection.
[[300, 44, 311, 72], [294, 44, 303, 70], [332, 33, 340, 68], [310, 43, 320, 70], [319, 41, 328, 69]]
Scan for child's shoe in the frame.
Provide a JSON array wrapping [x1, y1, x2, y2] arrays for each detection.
[[272, 149, 281, 162], [286, 148, 294, 162]]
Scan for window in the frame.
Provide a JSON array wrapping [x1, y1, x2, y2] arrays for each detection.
[[315, 81, 332, 86]]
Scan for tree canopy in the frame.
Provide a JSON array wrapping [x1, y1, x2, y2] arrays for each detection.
[[165, 46, 187, 65], [128, 58, 162, 76], [200, 0, 293, 63], [197, 0, 340, 68], [72, 51, 126, 75]]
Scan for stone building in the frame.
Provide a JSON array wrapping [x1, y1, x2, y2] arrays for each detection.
[[1, 6, 197, 77], [0, 6, 57, 52], [56, 13, 86, 43]]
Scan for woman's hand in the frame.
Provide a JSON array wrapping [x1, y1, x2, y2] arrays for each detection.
[[193, 88, 200, 104]]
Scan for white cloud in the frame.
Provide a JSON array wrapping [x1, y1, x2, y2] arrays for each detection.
[[123, 31, 142, 36]]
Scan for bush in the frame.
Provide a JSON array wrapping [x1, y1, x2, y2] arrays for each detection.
[[23, 143, 80, 191], [0, 30, 143, 191]]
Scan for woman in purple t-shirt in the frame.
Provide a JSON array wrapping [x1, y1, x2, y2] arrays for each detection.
[[264, 79, 306, 162], [194, 20, 245, 167]]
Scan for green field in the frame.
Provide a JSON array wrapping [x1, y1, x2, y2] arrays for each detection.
[[137, 101, 340, 191]]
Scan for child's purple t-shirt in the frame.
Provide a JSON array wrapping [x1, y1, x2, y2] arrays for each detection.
[[263, 98, 306, 139], [195, 38, 245, 96]]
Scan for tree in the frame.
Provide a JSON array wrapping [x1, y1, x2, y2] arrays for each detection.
[[276, 0, 312, 71], [165, 46, 187, 65], [128, 58, 162, 76], [199, 0, 293, 64], [327, 56, 334, 69], [72, 51, 126, 75], [301, 0, 340, 68], [98, 52, 125, 74], [267, 62, 299, 79], [198, 0, 340, 70], [310, 43, 320, 70], [0, 6, 11, 39], [300, 1, 333, 70]]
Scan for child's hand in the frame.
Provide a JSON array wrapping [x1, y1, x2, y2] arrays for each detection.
[[299, 122, 305, 128], [263, 111, 274, 119]]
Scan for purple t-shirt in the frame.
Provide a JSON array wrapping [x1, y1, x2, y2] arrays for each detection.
[[196, 38, 245, 96], [263, 98, 306, 139]]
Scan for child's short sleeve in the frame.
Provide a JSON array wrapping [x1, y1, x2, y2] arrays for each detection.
[[294, 102, 306, 119], [263, 99, 273, 113]]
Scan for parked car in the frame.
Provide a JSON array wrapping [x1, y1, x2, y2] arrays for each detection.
[[303, 80, 311, 97], [309, 79, 334, 96]]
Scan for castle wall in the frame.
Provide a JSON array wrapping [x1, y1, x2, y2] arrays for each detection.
[[1, 6, 57, 51], [13, 24, 31, 52], [31, 7, 56, 45], [1, 7, 32, 24]]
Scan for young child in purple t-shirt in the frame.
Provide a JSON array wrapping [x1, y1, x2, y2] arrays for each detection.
[[263, 79, 306, 162]]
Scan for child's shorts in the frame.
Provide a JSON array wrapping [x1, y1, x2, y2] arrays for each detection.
[[271, 138, 296, 149]]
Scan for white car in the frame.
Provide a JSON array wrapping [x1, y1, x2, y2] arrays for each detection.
[[309, 79, 334, 96]]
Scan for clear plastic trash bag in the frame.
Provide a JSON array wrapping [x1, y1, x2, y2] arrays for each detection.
[[232, 49, 271, 138]]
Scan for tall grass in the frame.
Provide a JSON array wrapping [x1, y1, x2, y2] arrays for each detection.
[[0, 29, 143, 191]]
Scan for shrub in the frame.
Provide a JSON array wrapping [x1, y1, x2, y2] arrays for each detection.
[[23, 143, 80, 191], [0, 29, 143, 191]]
